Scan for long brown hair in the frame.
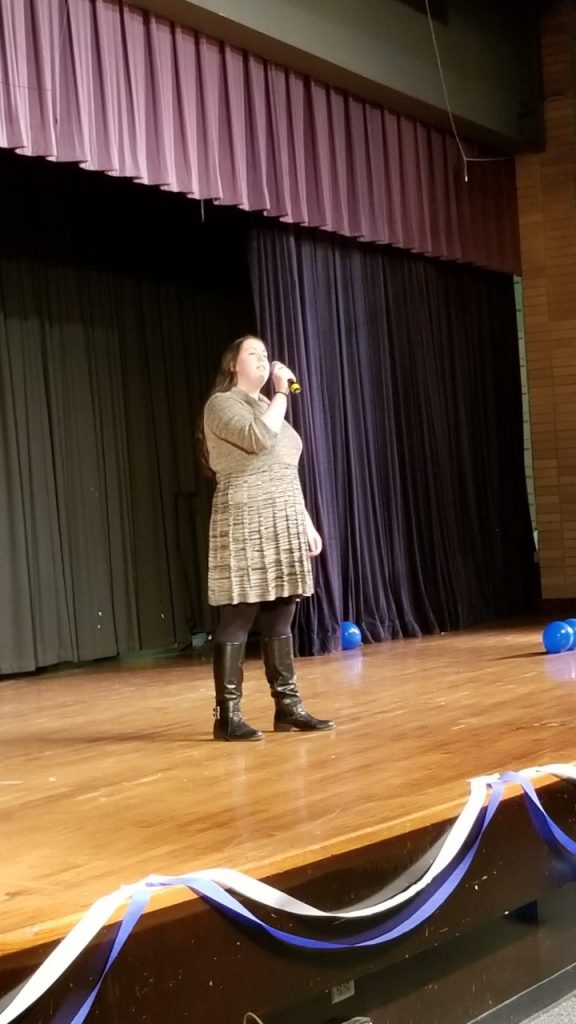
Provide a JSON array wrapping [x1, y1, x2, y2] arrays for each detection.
[[196, 335, 260, 476]]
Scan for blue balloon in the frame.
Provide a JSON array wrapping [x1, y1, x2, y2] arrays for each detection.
[[543, 621, 574, 655], [341, 621, 362, 650], [563, 619, 576, 651]]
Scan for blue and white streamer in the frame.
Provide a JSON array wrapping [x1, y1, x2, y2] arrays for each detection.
[[1, 763, 576, 1024]]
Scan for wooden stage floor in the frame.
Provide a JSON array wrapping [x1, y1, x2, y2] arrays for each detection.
[[2, 619, 576, 1021]]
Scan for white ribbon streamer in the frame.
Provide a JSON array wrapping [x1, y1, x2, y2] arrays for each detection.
[[0, 763, 572, 1024]]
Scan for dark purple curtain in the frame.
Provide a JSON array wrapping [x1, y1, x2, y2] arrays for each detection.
[[0, 0, 520, 274], [250, 225, 538, 655]]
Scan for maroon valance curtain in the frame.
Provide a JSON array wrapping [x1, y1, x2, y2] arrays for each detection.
[[0, 0, 520, 273]]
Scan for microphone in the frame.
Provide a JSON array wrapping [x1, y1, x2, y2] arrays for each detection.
[[271, 361, 302, 394]]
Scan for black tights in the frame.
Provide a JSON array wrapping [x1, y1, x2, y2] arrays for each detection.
[[214, 597, 297, 645]]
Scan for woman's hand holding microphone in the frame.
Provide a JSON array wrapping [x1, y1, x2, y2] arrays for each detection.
[[271, 361, 300, 395], [260, 361, 297, 432]]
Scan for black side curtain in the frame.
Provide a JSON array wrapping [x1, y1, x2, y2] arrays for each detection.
[[250, 225, 538, 655], [0, 154, 254, 675], [0, 152, 537, 675]]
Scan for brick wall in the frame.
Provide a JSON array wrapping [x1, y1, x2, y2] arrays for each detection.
[[516, 0, 576, 599]]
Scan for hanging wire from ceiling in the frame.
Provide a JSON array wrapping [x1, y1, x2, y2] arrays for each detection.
[[424, 0, 510, 181]]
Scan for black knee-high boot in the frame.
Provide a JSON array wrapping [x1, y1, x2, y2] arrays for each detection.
[[261, 635, 334, 732], [213, 642, 263, 741]]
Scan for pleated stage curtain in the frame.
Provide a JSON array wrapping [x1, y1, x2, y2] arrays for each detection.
[[0, 152, 536, 674], [0, 0, 519, 273], [250, 224, 538, 655], [0, 153, 254, 675]]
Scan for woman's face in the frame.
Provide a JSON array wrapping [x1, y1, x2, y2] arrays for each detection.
[[233, 338, 270, 392]]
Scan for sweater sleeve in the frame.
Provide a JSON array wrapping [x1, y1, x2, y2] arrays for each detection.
[[204, 392, 279, 454]]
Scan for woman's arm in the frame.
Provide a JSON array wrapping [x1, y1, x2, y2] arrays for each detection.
[[205, 393, 279, 454], [304, 508, 323, 557], [205, 363, 295, 454], [259, 391, 289, 433], [259, 362, 294, 432]]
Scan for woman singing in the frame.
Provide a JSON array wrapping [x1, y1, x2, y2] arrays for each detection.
[[200, 335, 334, 741]]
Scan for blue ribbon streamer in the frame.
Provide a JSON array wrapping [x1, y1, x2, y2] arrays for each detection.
[[177, 781, 504, 949], [499, 771, 576, 859], [69, 890, 151, 1024], [11, 770, 576, 1024], [63, 776, 504, 1024]]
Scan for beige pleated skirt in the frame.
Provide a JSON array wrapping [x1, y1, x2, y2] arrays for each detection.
[[208, 464, 314, 606]]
